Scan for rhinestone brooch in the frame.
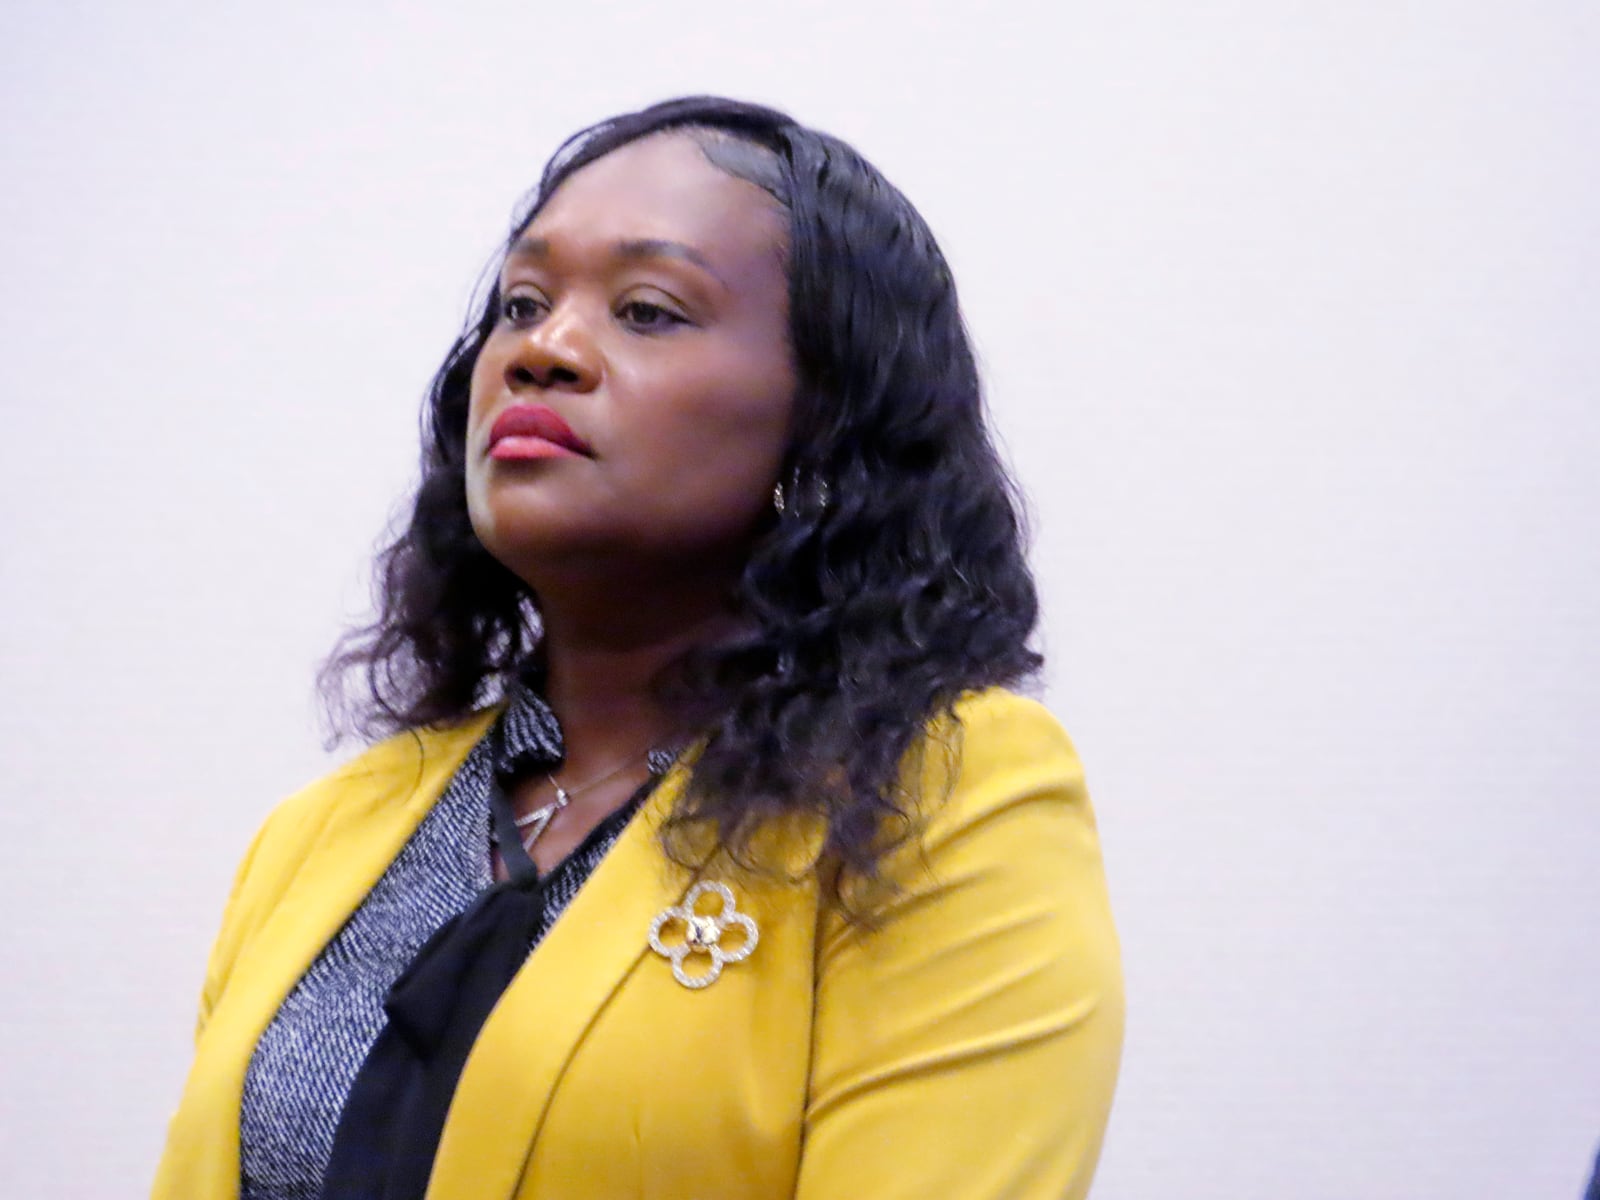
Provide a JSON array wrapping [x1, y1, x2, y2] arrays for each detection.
[[648, 881, 759, 989]]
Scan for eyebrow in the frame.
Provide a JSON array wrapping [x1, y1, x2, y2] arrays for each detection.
[[506, 236, 727, 287]]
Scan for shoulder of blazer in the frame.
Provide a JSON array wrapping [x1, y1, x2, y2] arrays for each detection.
[[817, 687, 1094, 927], [244, 711, 500, 898], [198, 709, 501, 1030], [920, 687, 1088, 842]]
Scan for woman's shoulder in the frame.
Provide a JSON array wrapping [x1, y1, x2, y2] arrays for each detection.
[[945, 686, 1083, 767], [239, 710, 501, 887], [820, 683, 1118, 1013], [918, 686, 1089, 830], [199, 711, 501, 1005], [286, 709, 497, 808], [824, 685, 1103, 915]]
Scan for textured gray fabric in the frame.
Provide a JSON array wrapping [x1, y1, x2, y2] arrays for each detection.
[[237, 689, 623, 1200]]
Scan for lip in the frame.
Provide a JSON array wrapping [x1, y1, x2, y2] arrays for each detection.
[[486, 404, 593, 460]]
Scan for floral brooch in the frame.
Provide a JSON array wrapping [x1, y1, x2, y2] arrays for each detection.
[[648, 881, 759, 989]]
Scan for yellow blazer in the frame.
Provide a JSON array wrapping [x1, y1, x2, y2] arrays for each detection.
[[153, 688, 1123, 1199]]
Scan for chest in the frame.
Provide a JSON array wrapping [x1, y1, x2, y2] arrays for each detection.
[[428, 869, 823, 1200]]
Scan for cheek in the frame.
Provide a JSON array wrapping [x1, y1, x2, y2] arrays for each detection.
[[632, 336, 792, 451], [462, 356, 503, 526], [632, 371, 792, 496], [466, 350, 499, 428]]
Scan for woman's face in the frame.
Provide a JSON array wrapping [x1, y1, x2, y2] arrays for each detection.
[[466, 132, 796, 587]]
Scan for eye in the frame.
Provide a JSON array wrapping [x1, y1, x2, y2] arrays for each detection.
[[616, 298, 688, 332], [499, 291, 547, 325]]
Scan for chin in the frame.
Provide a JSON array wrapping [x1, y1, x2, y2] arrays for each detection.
[[471, 505, 620, 579], [470, 474, 565, 535]]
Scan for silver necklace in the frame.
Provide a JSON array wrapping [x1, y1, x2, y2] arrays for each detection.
[[513, 746, 670, 850]]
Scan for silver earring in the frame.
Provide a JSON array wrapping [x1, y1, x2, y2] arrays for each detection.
[[772, 481, 785, 514]]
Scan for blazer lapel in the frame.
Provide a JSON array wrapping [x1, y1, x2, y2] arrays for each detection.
[[427, 762, 703, 1200]]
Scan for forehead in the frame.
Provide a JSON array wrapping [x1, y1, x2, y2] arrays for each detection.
[[521, 133, 787, 276]]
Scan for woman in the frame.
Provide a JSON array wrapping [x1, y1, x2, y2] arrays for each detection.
[[154, 96, 1123, 1200]]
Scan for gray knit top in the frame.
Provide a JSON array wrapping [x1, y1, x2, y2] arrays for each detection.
[[237, 687, 640, 1200]]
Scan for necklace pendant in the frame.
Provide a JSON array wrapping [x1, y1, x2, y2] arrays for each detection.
[[518, 803, 557, 851], [514, 774, 576, 851], [513, 787, 567, 845]]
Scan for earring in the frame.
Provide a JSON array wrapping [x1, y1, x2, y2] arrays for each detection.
[[773, 475, 830, 517]]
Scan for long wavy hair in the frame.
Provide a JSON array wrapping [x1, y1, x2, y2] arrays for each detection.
[[323, 95, 1043, 892]]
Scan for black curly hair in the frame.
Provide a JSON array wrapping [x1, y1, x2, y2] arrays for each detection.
[[323, 95, 1043, 892]]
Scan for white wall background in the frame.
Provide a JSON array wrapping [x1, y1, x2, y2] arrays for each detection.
[[2, 2, 1595, 1196]]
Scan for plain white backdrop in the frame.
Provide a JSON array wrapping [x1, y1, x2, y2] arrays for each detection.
[[3, 2, 1596, 1196]]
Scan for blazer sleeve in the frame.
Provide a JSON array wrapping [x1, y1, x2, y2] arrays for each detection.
[[795, 691, 1124, 1200]]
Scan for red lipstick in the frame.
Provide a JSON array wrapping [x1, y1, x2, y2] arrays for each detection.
[[487, 404, 592, 461]]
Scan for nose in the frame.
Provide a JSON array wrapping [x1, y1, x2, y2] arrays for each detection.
[[504, 303, 601, 393]]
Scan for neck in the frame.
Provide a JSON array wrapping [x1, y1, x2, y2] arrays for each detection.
[[531, 569, 741, 775]]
